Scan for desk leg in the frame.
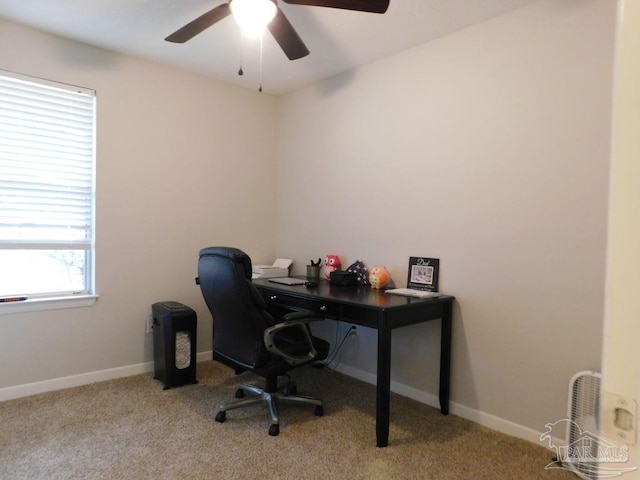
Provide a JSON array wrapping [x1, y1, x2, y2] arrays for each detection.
[[439, 302, 452, 415], [376, 314, 392, 447]]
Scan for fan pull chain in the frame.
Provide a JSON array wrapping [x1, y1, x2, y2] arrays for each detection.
[[259, 32, 264, 93], [238, 31, 245, 76]]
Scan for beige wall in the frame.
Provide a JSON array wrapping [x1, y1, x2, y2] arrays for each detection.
[[0, 0, 619, 443], [0, 20, 278, 389], [601, 0, 640, 474], [276, 0, 616, 436]]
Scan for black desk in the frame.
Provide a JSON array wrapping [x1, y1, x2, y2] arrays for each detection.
[[253, 278, 454, 447]]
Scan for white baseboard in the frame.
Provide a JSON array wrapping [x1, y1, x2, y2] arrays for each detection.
[[0, 352, 559, 449], [0, 351, 212, 402], [334, 363, 558, 447]]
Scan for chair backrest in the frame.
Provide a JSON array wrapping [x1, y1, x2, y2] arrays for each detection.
[[197, 247, 272, 369]]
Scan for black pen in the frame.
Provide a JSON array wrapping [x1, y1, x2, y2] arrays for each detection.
[[0, 296, 28, 303]]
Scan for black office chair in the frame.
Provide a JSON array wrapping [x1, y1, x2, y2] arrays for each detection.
[[197, 247, 330, 436]]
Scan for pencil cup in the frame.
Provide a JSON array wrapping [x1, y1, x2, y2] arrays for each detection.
[[306, 265, 320, 282]]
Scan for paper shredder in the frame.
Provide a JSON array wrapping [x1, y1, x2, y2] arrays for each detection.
[[152, 301, 198, 389]]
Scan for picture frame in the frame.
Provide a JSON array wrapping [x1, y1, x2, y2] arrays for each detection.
[[407, 257, 439, 292]]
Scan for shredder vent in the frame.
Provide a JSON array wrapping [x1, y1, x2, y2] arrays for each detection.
[[175, 331, 191, 369]]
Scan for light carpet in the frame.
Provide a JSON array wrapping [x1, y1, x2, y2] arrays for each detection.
[[0, 361, 574, 480]]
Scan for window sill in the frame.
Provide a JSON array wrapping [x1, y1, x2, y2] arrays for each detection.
[[0, 295, 99, 315]]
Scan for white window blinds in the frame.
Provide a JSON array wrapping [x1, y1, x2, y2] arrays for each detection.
[[0, 72, 95, 249]]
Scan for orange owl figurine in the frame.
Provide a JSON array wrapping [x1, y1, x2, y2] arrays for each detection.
[[369, 265, 390, 289], [324, 255, 341, 280]]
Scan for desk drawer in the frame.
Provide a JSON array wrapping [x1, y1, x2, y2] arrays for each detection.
[[262, 291, 339, 317]]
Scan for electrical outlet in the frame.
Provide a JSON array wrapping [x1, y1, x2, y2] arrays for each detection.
[[350, 325, 358, 337], [146, 315, 154, 334]]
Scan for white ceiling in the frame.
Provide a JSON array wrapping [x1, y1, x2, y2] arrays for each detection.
[[0, 0, 539, 95]]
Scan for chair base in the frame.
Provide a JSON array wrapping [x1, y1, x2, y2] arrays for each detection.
[[215, 382, 323, 436]]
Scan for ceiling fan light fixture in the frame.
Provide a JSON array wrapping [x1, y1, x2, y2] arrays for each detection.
[[230, 0, 277, 37]]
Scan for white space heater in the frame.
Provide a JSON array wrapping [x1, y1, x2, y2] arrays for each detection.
[[563, 370, 602, 480]]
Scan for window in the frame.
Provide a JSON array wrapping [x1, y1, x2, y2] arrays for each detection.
[[0, 71, 96, 308]]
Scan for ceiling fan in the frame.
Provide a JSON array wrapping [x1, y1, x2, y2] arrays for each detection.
[[165, 0, 390, 61]]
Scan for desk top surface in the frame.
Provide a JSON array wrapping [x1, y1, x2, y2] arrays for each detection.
[[253, 278, 454, 311]]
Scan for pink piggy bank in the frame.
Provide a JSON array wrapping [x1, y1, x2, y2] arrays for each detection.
[[369, 265, 390, 289], [324, 255, 341, 280]]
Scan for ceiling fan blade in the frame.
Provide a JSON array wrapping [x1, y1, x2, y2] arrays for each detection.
[[268, 8, 310, 60], [282, 0, 389, 14], [165, 4, 231, 43]]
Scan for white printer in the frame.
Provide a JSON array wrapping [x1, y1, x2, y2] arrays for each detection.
[[251, 258, 293, 279]]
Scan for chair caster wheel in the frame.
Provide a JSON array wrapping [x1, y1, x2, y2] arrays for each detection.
[[215, 411, 226, 423], [269, 424, 280, 436], [235, 389, 244, 398], [283, 385, 297, 396], [314, 405, 324, 417]]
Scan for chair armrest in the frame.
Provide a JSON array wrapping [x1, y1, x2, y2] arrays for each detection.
[[281, 311, 326, 322], [263, 313, 325, 366]]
